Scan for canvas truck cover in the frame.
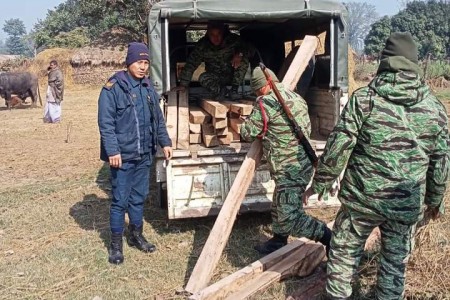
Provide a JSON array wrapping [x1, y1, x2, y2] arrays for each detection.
[[148, 0, 349, 94]]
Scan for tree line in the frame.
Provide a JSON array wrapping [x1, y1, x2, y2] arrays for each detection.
[[0, 0, 448, 61]]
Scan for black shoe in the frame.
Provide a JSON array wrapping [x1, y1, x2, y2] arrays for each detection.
[[254, 234, 288, 255], [319, 227, 332, 258], [128, 224, 156, 253], [109, 232, 124, 264]]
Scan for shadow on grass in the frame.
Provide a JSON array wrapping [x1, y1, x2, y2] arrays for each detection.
[[143, 164, 272, 288], [69, 162, 111, 249]]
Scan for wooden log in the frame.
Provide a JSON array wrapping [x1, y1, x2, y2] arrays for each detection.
[[189, 123, 202, 134], [190, 107, 211, 124], [166, 91, 178, 148], [212, 117, 227, 129], [201, 99, 228, 118], [190, 133, 202, 144], [230, 103, 253, 116], [184, 139, 264, 293], [177, 90, 190, 150], [229, 117, 244, 134], [282, 35, 319, 91]]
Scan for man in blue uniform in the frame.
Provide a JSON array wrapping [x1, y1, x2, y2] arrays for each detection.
[[98, 42, 173, 264]]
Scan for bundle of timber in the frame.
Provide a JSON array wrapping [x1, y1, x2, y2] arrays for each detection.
[[166, 90, 254, 149]]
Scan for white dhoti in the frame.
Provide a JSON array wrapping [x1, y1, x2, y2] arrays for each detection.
[[43, 86, 61, 123]]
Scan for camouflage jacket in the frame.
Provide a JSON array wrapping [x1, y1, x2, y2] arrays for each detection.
[[311, 70, 449, 223], [179, 32, 251, 87], [241, 83, 314, 185]]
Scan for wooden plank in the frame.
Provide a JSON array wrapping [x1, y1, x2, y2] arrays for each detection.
[[166, 91, 178, 148], [230, 103, 253, 116], [177, 90, 190, 150], [201, 124, 218, 148], [190, 133, 202, 144], [212, 117, 227, 129], [230, 128, 241, 142], [215, 127, 228, 136], [229, 117, 244, 134], [282, 35, 319, 91], [189, 123, 202, 134], [201, 99, 228, 118], [189, 240, 307, 300], [184, 140, 264, 293], [218, 132, 232, 145], [190, 107, 211, 124], [225, 242, 324, 300]]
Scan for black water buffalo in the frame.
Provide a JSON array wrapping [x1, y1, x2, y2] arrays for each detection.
[[0, 72, 41, 108]]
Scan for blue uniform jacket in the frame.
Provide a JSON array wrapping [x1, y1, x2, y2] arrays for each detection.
[[98, 71, 171, 162]]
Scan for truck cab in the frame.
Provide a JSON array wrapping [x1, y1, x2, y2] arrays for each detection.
[[148, 0, 349, 219]]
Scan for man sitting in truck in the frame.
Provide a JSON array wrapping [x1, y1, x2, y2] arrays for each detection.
[[173, 21, 254, 100], [241, 66, 332, 255]]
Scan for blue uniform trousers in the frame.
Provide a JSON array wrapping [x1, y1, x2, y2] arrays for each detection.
[[109, 154, 152, 232]]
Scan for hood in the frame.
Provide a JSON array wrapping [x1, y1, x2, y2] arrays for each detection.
[[369, 70, 430, 107]]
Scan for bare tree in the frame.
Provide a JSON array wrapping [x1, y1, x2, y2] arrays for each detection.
[[343, 2, 379, 54]]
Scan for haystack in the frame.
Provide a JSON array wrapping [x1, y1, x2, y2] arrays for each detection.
[[70, 47, 126, 85], [31, 48, 75, 88]]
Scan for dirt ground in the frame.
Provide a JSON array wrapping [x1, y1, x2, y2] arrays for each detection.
[[0, 85, 449, 300]]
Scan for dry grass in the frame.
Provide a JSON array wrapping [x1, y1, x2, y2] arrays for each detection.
[[0, 84, 449, 300]]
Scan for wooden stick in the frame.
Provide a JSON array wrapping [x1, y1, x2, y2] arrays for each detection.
[[282, 35, 318, 91], [184, 139, 263, 293], [177, 90, 190, 150]]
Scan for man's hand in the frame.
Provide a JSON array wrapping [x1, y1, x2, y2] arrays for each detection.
[[302, 187, 313, 206], [163, 146, 173, 160], [231, 53, 243, 69], [171, 85, 186, 92], [302, 187, 324, 206], [109, 154, 122, 168]]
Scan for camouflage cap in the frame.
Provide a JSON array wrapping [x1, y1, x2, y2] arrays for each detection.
[[251, 66, 279, 91]]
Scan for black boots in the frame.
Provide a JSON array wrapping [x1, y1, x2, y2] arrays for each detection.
[[127, 224, 156, 253], [109, 232, 124, 264], [320, 227, 332, 257], [254, 233, 288, 255]]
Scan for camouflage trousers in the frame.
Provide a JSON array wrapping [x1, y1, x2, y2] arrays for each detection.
[[271, 185, 327, 241], [327, 206, 416, 300], [199, 67, 247, 96]]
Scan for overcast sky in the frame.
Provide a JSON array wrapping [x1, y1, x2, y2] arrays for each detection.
[[0, 0, 403, 40]]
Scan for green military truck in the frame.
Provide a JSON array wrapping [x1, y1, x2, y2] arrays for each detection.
[[148, 0, 349, 219]]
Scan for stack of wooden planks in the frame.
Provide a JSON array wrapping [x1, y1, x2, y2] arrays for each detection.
[[166, 90, 254, 149], [189, 99, 254, 148]]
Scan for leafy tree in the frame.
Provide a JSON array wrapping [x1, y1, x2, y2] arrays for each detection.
[[364, 0, 450, 59], [2, 18, 30, 56], [343, 2, 379, 54], [364, 16, 391, 57], [33, 0, 155, 49]]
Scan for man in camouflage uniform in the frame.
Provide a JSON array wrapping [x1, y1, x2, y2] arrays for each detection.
[[303, 32, 449, 299], [176, 21, 252, 99], [241, 66, 332, 255]]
